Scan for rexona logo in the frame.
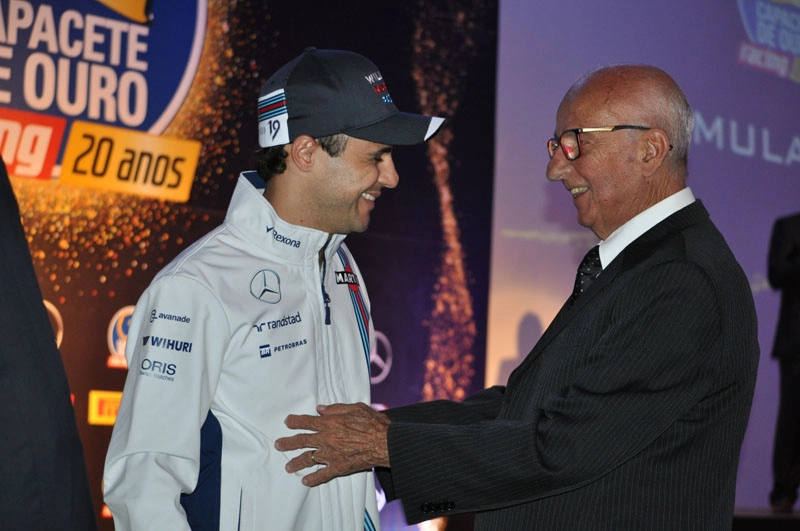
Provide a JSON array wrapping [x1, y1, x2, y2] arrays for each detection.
[[266, 225, 301, 248], [0, 0, 206, 202], [737, 0, 800, 83]]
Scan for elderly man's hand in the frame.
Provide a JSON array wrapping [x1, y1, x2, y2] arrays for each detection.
[[274, 402, 391, 486]]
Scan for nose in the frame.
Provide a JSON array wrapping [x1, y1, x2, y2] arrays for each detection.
[[545, 151, 567, 182], [380, 154, 400, 189]]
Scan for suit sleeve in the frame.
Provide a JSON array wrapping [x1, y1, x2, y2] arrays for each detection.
[[0, 158, 98, 528], [383, 261, 724, 524], [103, 275, 230, 531], [386, 386, 507, 424], [376, 386, 507, 499], [768, 217, 800, 290]]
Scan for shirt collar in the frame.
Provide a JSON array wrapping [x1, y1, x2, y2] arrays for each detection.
[[597, 187, 695, 268]]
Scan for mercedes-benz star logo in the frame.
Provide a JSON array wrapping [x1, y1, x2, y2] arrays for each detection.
[[370, 330, 393, 384], [250, 269, 281, 304]]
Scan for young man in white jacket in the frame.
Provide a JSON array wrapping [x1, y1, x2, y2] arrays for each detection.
[[103, 48, 444, 531]]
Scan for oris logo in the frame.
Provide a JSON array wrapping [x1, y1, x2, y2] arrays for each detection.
[[140, 358, 176, 376]]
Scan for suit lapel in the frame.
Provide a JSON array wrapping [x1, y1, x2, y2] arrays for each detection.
[[506, 201, 710, 388]]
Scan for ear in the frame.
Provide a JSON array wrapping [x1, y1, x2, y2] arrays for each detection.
[[640, 128, 671, 177], [288, 135, 319, 172]]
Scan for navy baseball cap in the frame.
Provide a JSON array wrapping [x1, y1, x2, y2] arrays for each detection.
[[257, 48, 445, 148]]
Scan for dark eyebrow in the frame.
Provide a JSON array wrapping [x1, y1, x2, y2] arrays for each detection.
[[369, 146, 393, 158]]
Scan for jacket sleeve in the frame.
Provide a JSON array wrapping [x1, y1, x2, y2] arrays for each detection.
[[383, 261, 727, 524], [386, 386, 507, 425], [768, 216, 800, 290], [376, 385, 507, 499], [103, 274, 230, 531]]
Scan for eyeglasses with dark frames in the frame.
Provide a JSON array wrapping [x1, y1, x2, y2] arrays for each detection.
[[547, 125, 652, 161]]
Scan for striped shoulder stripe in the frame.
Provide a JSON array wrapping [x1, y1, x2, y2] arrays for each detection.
[[257, 91, 287, 122], [337, 248, 371, 374]]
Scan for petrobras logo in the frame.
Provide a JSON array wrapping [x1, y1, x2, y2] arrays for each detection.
[[737, 0, 800, 83], [266, 225, 301, 248], [259, 344, 271, 358], [139, 357, 176, 381], [250, 268, 281, 304], [271, 338, 308, 354], [142, 335, 192, 353], [257, 338, 308, 358], [150, 309, 191, 324], [107, 305, 134, 369], [0, 0, 205, 202]]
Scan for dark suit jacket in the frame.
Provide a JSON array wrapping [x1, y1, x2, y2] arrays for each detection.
[[377, 201, 758, 530], [768, 212, 800, 360], [0, 158, 97, 530]]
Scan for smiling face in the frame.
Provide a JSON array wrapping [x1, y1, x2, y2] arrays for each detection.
[[310, 136, 399, 234], [545, 67, 678, 240]]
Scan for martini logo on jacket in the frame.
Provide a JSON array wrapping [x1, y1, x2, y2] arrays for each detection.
[[336, 267, 361, 293], [335, 270, 359, 286]]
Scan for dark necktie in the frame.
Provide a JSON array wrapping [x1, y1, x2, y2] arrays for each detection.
[[569, 245, 602, 305]]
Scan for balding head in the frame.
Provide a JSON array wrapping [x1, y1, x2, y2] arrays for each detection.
[[562, 65, 693, 177]]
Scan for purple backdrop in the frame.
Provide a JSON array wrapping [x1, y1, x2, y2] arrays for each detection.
[[488, 0, 800, 510]]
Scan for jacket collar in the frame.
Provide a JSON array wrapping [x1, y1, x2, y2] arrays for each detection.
[[225, 172, 347, 265]]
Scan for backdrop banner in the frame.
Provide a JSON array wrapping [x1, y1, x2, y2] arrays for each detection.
[[489, 0, 800, 512], [1, 1, 497, 528]]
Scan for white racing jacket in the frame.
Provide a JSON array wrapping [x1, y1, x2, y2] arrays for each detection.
[[104, 172, 380, 531]]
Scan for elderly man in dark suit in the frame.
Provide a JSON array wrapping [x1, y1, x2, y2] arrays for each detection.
[[0, 157, 97, 530], [768, 211, 800, 513], [275, 65, 759, 530]]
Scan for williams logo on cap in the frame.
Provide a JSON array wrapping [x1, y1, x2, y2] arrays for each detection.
[[257, 48, 444, 148]]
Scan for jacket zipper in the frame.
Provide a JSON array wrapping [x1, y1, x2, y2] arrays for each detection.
[[319, 237, 332, 325]]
